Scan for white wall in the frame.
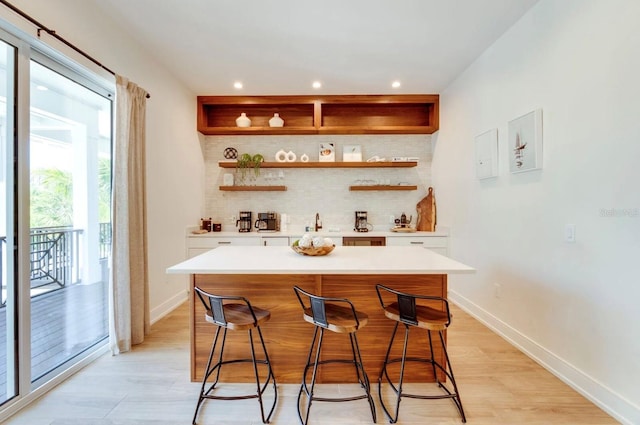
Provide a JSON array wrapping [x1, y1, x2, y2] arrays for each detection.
[[433, 1, 640, 423], [203, 135, 432, 230], [2, 0, 205, 321]]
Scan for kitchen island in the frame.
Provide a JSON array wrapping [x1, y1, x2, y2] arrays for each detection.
[[167, 245, 474, 383]]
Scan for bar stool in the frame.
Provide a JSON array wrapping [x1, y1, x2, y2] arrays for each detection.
[[192, 287, 278, 424], [293, 286, 377, 424], [375, 284, 466, 423]]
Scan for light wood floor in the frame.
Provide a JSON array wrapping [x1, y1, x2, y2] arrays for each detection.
[[5, 301, 617, 424]]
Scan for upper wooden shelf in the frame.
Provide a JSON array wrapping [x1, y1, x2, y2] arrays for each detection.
[[198, 95, 439, 135], [218, 161, 417, 169], [350, 185, 418, 191], [219, 185, 286, 191]]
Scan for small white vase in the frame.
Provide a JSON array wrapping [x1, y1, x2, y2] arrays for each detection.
[[275, 149, 287, 162], [269, 113, 284, 127], [236, 113, 251, 127]]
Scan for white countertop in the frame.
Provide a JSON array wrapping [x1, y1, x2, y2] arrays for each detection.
[[167, 245, 474, 275], [188, 228, 450, 238]]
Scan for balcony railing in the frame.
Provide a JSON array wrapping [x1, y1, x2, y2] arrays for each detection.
[[0, 223, 111, 307]]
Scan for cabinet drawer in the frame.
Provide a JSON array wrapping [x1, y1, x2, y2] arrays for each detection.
[[187, 237, 260, 248], [385, 236, 447, 247], [261, 236, 290, 246], [386, 236, 448, 255]]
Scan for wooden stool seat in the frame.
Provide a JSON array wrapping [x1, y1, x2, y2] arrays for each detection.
[[294, 286, 377, 424], [382, 302, 448, 331], [376, 284, 466, 423], [204, 303, 271, 331], [192, 287, 277, 425], [302, 303, 368, 334]]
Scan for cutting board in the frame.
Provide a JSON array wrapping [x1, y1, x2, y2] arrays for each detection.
[[416, 187, 436, 231]]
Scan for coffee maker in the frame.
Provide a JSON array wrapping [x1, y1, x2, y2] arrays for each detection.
[[236, 211, 252, 232], [255, 212, 280, 232], [354, 211, 369, 232]]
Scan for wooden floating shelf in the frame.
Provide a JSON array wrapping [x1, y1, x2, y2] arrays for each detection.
[[202, 126, 317, 136], [198, 95, 439, 135], [349, 185, 418, 191], [218, 161, 417, 169], [219, 186, 287, 191]]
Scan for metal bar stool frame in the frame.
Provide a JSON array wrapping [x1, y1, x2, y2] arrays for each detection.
[[375, 284, 466, 423], [192, 287, 278, 424], [293, 286, 377, 425]]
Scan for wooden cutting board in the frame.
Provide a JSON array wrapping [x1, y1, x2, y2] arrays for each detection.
[[416, 187, 436, 231]]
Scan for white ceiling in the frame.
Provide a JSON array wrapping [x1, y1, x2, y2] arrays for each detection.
[[90, 0, 539, 95]]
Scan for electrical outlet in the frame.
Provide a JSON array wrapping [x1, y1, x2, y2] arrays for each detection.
[[389, 215, 395, 224], [493, 282, 502, 299]]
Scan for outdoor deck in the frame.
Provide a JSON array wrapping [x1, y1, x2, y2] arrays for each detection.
[[0, 281, 108, 402]]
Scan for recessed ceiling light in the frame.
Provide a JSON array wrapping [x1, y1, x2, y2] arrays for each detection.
[[391, 81, 401, 88], [312, 81, 322, 89], [36, 85, 49, 91], [233, 81, 243, 89]]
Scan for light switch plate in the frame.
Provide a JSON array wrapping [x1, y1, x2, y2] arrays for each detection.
[[565, 224, 576, 243]]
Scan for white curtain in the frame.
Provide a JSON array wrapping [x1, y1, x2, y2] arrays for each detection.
[[110, 75, 150, 354]]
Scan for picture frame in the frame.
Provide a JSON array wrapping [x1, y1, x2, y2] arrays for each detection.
[[319, 142, 335, 162], [508, 109, 543, 173], [342, 144, 362, 162], [475, 128, 499, 179]]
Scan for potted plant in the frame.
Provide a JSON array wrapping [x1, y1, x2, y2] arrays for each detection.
[[236, 153, 264, 184]]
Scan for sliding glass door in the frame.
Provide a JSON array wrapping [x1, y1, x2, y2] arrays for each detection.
[[29, 59, 111, 384], [0, 36, 17, 406], [0, 23, 113, 413]]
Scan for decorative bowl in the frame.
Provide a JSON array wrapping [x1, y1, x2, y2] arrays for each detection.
[[291, 244, 335, 256]]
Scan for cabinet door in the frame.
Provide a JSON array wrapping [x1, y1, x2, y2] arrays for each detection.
[[261, 237, 290, 246]]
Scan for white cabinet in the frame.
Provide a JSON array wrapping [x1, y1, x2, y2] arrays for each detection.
[[385, 236, 448, 256], [187, 236, 260, 258], [261, 236, 290, 246]]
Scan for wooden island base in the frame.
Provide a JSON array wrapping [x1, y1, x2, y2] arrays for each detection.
[[191, 273, 448, 384]]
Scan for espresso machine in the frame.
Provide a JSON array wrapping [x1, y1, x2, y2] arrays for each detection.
[[255, 212, 280, 232], [236, 211, 252, 232], [354, 211, 369, 232]]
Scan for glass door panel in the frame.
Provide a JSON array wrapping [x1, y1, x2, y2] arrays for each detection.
[[29, 60, 111, 383], [0, 39, 17, 404]]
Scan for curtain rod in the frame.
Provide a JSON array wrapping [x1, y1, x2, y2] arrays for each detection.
[[0, 0, 151, 98]]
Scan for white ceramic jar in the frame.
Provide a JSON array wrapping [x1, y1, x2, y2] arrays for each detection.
[[235, 113, 251, 127], [269, 113, 284, 127]]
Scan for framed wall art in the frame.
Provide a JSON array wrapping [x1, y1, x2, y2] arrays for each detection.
[[342, 144, 362, 162], [475, 128, 499, 179], [319, 142, 335, 162], [508, 109, 543, 173]]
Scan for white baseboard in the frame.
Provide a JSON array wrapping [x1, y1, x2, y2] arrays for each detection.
[[150, 290, 188, 325], [449, 290, 639, 425]]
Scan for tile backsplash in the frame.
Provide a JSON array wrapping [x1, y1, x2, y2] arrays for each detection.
[[204, 134, 433, 230]]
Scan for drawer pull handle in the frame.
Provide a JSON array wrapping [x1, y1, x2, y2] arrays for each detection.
[[217, 241, 232, 245], [410, 241, 424, 245]]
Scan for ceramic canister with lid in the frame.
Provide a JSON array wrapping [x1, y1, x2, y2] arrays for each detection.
[[235, 113, 251, 127]]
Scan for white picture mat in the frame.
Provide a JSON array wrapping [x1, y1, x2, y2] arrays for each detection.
[[509, 109, 543, 173], [475, 128, 499, 179], [343, 144, 362, 162], [319, 142, 335, 162]]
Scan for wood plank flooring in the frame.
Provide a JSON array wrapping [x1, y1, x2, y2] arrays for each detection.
[[0, 282, 108, 401], [4, 301, 618, 424]]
